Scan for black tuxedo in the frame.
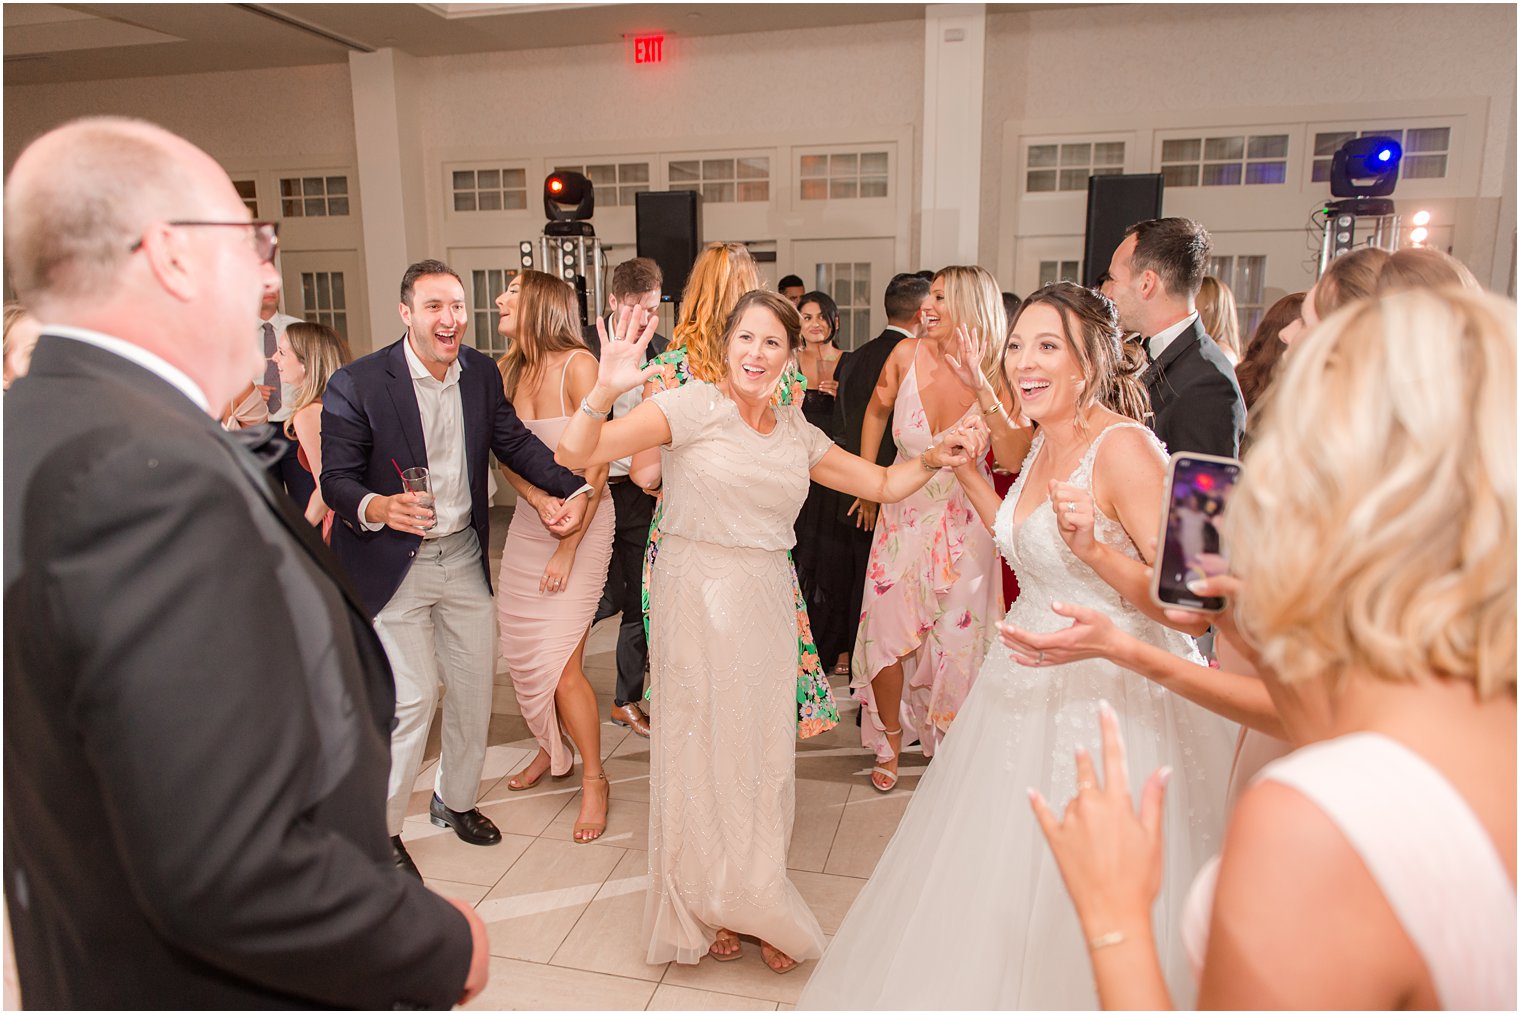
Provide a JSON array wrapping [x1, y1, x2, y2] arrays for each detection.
[[3, 335, 470, 1009], [1144, 317, 1245, 459], [834, 327, 910, 466], [321, 337, 582, 617]]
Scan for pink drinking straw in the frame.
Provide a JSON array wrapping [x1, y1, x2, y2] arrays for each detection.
[[391, 458, 414, 493]]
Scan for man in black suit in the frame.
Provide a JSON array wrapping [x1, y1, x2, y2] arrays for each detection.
[[587, 257, 667, 737], [3, 117, 486, 1008], [321, 260, 588, 870], [1106, 218, 1245, 458]]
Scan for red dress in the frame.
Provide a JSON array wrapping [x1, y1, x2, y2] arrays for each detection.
[[296, 442, 336, 545]]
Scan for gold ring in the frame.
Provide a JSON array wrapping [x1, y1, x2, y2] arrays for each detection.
[[1076, 780, 1096, 792]]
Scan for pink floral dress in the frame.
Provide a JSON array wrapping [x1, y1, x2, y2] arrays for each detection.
[[851, 353, 1000, 761]]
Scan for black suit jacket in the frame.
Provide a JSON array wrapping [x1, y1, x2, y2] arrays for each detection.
[[321, 337, 582, 617], [1144, 317, 1246, 459], [3, 335, 471, 1009], [834, 327, 909, 466]]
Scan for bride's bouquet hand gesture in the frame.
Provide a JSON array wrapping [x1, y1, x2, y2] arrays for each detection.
[[592, 303, 663, 399]]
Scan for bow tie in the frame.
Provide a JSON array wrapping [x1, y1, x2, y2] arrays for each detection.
[[226, 422, 291, 467]]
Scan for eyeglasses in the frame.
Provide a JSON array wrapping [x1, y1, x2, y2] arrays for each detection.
[[130, 221, 280, 264]]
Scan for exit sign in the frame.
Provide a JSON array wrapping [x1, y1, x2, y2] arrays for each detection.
[[629, 33, 665, 64]]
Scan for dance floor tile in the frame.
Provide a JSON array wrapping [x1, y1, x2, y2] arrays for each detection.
[[477, 837, 625, 962], [786, 799, 845, 873], [543, 796, 650, 852], [790, 870, 867, 936], [474, 782, 583, 837], [659, 943, 816, 1006], [549, 850, 665, 982], [424, 876, 491, 906], [648, 983, 780, 1010], [402, 825, 534, 887], [461, 955, 656, 1011], [820, 785, 915, 879], [601, 757, 651, 803]]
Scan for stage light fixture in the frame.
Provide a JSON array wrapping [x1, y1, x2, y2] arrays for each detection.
[[1410, 226, 1429, 245], [544, 171, 594, 223], [1412, 210, 1431, 226], [1330, 135, 1402, 198]]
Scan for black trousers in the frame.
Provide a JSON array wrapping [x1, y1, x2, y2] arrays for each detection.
[[594, 478, 655, 707]]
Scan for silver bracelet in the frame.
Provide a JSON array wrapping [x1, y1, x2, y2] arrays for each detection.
[[578, 395, 610, 420], [918, 451, 939, 472]]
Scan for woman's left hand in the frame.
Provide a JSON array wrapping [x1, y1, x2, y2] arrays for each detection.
[[1051, 480, 1098, 561], [944, 324, 989, 393], [1029, 701, 1168, 935], [540, 546, 575, 594], [926, 414, 990, 468]]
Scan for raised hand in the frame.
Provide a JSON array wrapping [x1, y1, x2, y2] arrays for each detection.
[[593, 304, 662, 399], [943, 323, 991, 393], [1050, 479, 1098, 563]]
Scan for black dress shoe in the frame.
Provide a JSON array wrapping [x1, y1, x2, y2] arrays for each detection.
[[429, 794, 501, 846], [391, 835, 422, 880]]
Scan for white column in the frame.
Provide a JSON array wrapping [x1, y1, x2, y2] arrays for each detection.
[[349, 48, 430, 352], [919, 3, 987, 269]]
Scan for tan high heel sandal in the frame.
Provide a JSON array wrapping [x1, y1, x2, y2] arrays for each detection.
[[573, 772, 609, 843], [870, 726, 903, 793]]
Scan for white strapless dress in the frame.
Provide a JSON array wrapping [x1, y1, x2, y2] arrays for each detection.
[[799, 422, 1238, 1010]]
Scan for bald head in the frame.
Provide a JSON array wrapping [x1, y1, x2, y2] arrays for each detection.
[[5, 117, 227, 309]]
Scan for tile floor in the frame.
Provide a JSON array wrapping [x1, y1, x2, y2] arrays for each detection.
[[398, 509, 927, 1010]]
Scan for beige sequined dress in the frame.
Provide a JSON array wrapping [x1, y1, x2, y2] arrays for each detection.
[[641, 382, 832, 965]]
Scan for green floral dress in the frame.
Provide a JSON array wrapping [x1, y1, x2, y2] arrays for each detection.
[[641, 347, 840, 738]]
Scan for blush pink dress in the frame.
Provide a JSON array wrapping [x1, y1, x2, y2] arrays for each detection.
[[850, 348, 1001, 761], [496, 352, 615, 775]]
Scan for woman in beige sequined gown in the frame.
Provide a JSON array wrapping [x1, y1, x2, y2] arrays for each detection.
[[556, 291, 985, 974]]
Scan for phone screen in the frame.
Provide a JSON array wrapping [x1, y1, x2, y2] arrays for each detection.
[[1154, 454, 1241, 612]]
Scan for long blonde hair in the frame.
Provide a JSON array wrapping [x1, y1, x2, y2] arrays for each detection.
[[936, 265, 1007, 394], [281, 321, 350, 438], [496, 270, 586, 400], [1196, 275, 1240, 361], [1228, 288, 1515, 699], [670, 242, 760, 382]]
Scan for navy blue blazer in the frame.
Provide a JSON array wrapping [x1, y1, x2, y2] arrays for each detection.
[[321, 337, 582, 617]]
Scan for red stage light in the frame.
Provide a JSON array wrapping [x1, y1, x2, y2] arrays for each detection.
[[549, 178, 565, 194]]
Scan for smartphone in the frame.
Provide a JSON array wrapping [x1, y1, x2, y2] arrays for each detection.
[[1151, 452, 1241, 613]]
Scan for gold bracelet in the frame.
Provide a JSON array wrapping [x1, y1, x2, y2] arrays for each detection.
[[1088, 931, 1126, 952], [981, 400, 1005, 419]]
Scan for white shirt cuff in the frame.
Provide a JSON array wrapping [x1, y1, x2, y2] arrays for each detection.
[[357, 492, 386, 531], [563, 483, 595, 503]]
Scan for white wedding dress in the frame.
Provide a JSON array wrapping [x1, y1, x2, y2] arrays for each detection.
[[800, 422, 1238, 1010]]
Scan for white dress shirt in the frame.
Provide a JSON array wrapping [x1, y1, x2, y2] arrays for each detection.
[[47, 325, 210, 413], [884, 324, 916, 340], [258, 311, 303, 423], [358, 338, 471, 539], [1146, 311, 1199, 363]]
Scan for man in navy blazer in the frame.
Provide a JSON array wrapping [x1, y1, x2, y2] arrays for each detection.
[[322, 260, 588, 873]]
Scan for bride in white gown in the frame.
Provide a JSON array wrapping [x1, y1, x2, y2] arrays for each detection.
[[799, 283, 1237, 1010]]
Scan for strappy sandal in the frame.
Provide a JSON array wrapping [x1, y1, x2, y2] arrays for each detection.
[[830, 659, 852, 677], [870, 726, 903, 793], [708, 928, 742, 962], [508, 738, 574, 791], [572, 772, 609, 843], [760, 940, 799, 974]]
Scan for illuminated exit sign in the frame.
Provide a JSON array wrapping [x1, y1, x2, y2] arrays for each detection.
[[629, 33, 665, 64]]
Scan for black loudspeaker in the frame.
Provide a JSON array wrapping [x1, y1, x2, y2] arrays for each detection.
[[1082, 174, 1164, 286], [635, 191, 702, 301]]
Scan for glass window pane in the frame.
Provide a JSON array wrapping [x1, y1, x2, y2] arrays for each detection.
[[1201, 162, 1243, 186], [1161, 164, 1199, 188], [553, 165, 581, 176], [855, 271, 871, 307], [1311, 159, 1332, 183], [1314, 131, 1355, 157], [853, 310, 869, 342], [331, 313, 348, 342], [800, 154, 828, 177], [736, 157, 769, 180], [504, 168, 526, 188], [1161, 138, 1201, 163], [703, 181, 734, 202], [801, 179, 827, 200], [316, 273, 331, 311], [477, 190, 502, 210], [1026, 169, 1057, 193], [835, 262, 853, 286], [669, 160, 699, 182], [1236, 256, 1266, 305], [303, 177, 325, 196], [302, 273, 316, 309], [280, 178, 300, 197], [1062, 261, 1080, 280], [304, 197, 326, 216], [1360, 128, 1402, 143], [1247, 134, 1288, 159], [234, 179, 257, 199], [830, 153, 858, 175], [1208, 255, 1231, 278], [473, 271, 488, 309], [737, 181, 769, 202], [1244, 162, 1287, 185], [1406, 126, 1450, 153], [830, 178, 858, 199], [504, 190, 527, 210], [860, 151, 889, 174], [325, 175, 348, 195], [702, 159, 734, 180], [1203, 136, 1244, 161], [283, 198, 303, 217], [587, 164, 616, 185], [621, 184, 650, 205], [1027, 144, 1058, 168], [1089, 166, 1123, 178], [1038, 261, 1058, 287], [327, 196, 350, 216], [1403, 154, 1447, 179], [332, 272, 346, 310], [618, 162, 648, 183], [860, 177, 889, 198], [1059, 168, 1089, 191], [1092, 141, 1125, 166], [476, 169, 500, 189], [1060, 143, 1091, 166]]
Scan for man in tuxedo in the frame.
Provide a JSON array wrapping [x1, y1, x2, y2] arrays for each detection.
[[587, 257, 667, 737], [321, 260, 588, 872], [3, 117, 486, 1009], [1105, 217, 1245, 458]]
